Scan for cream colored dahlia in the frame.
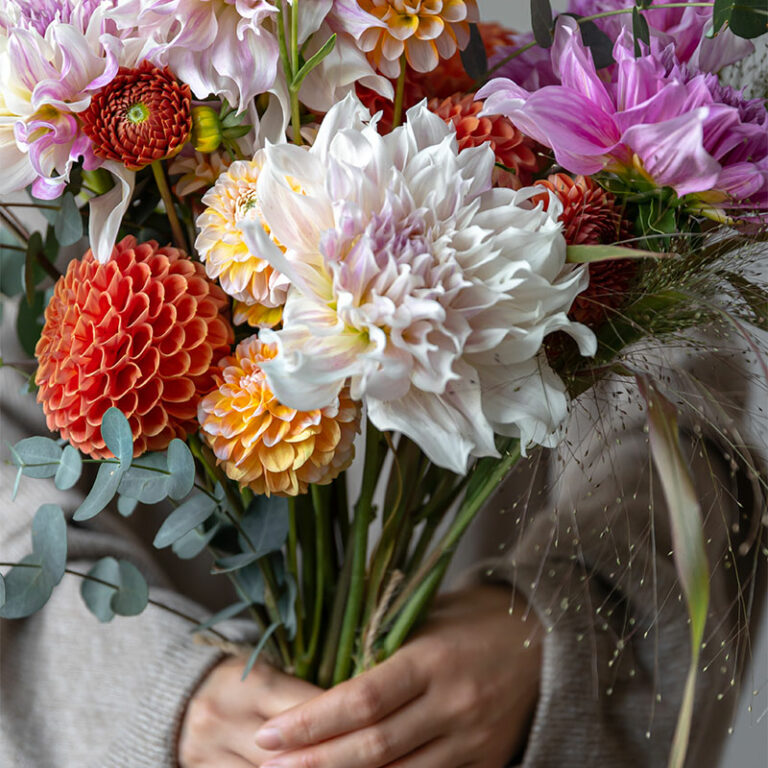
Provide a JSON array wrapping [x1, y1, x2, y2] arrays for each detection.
[[198, 337, 361, 497], [195, 158, 290, 322]]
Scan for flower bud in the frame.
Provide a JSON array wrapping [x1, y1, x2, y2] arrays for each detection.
[[191, 106, 223, 153]]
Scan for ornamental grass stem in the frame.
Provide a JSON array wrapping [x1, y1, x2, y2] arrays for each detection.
[[151, 160, 187, 251]]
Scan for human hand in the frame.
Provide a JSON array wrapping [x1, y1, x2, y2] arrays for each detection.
[[178, 655, 322, 767], [254, 584, 542, 768]]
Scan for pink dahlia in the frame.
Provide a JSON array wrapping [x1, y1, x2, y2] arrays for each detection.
[[479, 17, 768, 217]]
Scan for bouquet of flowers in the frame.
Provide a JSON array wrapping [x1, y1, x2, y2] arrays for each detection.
[[1, 1, 766, 764]]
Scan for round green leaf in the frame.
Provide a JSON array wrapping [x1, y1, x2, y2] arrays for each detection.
[[153, 493, 218, 549], [0, 556, 52, 619], [11, 436, 63, 478], [55, 444, 82, 490], [118, 453, 171, 504], [166, 439, 195, 500], [73, 461, 122, 521], [101, 407, 134, 467], [32, 504, 67, 586], [172, 522, 221, 560], [117, 495, 139, 517], [54, 192, 83, 247], [240, 495, 290, 559], [81, 557, 120, 622], [111, 560, 149, 616]]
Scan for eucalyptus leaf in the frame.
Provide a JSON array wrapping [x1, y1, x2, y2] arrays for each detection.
[[277, 570, 298, 640], [117, 495, 139, 517], [31, 504, 67, 586], [54, 193, 83, 247], [24, 231, 44, 306], [213, 552, 261, 573], [172, 522, 221, 560], [166, 439, 196, 500], [16, 289, 44, 358], [81, 557, 121, 622], [73, 460, 123, 521], [55, 445, 82, 490], [11, 436, 62, 478], [0, 231, 25, 297], [101, 407, 133, 468], [239, 495, 290, 559], [153, 493, 218, 549], [531, 0, 554, 48], [118, 453, 171, 504], [234, 562, 265, 604], [0, 572, 5, 609], [110, 560, 149, 616], [241, 622, 280, 680], [194, 600, 249, 632], [0, 556, 52, 619]]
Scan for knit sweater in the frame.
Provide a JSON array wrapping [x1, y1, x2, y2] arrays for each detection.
[[1, 313, 764, 767]]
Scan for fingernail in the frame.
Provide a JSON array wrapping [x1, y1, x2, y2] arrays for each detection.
[[256, 727, 284, 750]]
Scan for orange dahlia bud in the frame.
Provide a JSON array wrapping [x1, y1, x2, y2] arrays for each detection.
[[198, 338, 361, 497], [534, 174, 635, 329], [35, 236, 234, 458], [81, 60, 192, 171], [428, 93, 541, 188]]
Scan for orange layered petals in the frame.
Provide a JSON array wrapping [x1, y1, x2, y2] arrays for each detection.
[[81, 60, 192, 170], [535, 174, 636, 329], [428, 93, 542, 188], [198, 338, 361, 497], [35, 236, 234, 458], [358, 0, 479, 77]]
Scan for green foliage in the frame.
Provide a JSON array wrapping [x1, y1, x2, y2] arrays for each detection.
[[242, 622, 280, 680], [10, 436, 63, 480], [0, 505, 66, 619], [531, 0, 554, 48], [16, 288, 44, 358], [240, 495, 290, 557], [55, 445, 83, 490], [291, 34, 337, 91], [632, 6, 650, 57], [172, 522, 222, 560], [166, 439, 196, 500], [80, 557, 149, 623], [566, 244, 661, 263], [460, 24, 488, 80], [54, 193, 83, 247], [74, 408, 134, 521], [0, 231, 25, 297], [711, 0, 767, 39], [194, 600, 249, 632], [0, 572, 5, 610], [153, 492, 218, 549]]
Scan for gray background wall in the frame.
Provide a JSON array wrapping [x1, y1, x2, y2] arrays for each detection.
[[477, 2, 768, 765]]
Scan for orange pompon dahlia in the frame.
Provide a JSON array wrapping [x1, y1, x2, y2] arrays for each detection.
[[534, 174, 635, 329], [359, 0, 479, 78], [81, 60, 192, 170], [35, 236, 234, 458], [198, 337, 361, 497], [428, 93, 541, 188]]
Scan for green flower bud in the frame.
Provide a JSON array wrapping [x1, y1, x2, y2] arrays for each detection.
[[191, 106, 222, 153]]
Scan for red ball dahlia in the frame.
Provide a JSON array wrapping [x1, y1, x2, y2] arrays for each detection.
[[534, 174, 636, 329], [428, 93, 541, 188], [35, 236, 234, 458], [81, 60, 192, 171]]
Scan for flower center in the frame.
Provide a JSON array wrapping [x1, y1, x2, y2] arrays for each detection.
[[235, 189, 260, 221], [126, 102, 150, 124]]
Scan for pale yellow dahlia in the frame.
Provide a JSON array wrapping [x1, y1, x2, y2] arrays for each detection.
[[198, 337, 361, 496], [195, 159, 289, 323], [357, 0, 479, 78]]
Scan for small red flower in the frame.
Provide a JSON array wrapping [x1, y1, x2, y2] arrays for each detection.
[[81, 60, 192, 171], [428, 93, 541, 188], [35, 236, 234, 458], [534, 174, 636, 329]]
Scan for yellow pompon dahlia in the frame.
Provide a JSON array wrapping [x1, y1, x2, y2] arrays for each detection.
[[195, 158, 289, 317], [358, 0, 480, 77], [199, 337, 361, 496]]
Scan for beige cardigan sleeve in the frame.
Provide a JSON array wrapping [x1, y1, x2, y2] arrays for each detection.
[[461, 341, 765, 768], [0, 361, 225, 768]]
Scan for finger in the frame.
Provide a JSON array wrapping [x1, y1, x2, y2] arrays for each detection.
[[260, 692, 438, 768], [244, 662, 323, 719], [387, 737, 470, 768], [220, 751, 260, 768], [256, 652, 427, 751]]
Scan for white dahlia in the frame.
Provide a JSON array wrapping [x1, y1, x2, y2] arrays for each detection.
[[241, 96, 596, 473]]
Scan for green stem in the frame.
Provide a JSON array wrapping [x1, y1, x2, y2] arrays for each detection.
[[318, 541, 353, 688], [0, 563, 229, 641], [151, 160, 187, 251], [0, 208, 29, 244], [392, 55, 407, 130], [383, 440, 522, 630], [332, 421, 384, 684], [290, 0, 300, 74], [287, 498, 305, 659], [258, 558, 294, 670]]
